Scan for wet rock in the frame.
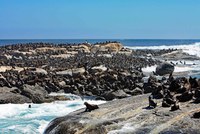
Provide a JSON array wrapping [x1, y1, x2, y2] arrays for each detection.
[[0, 92, 31, 104], [44, 93, 200, 134], [20, 84, 48, 103], [155, 62, 174, 76]]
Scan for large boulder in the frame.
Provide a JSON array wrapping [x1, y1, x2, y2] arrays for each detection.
[[155, 62, 174, 76], [103, 90, 130, 100], [0, 92, 31, 104], [20, 84, 48, 103]]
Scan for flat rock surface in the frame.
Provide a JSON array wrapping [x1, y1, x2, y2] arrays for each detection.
[[44, 94, 200, 134]]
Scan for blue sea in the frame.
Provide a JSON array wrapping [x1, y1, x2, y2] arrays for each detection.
[[0, 39, 200, 133], [1, 39, 200, 47]]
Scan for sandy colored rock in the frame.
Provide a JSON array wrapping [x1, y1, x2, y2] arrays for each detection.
[[91, 43, 123, 52], [56, 67, 86, 76], [35, 47, 66, 53]]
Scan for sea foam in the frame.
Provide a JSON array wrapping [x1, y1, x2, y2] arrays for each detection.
[[125, 42, 200, 57], [0, 94, 106, 134]]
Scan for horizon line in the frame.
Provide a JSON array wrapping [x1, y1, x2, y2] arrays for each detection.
[[1, 38, 200, 40]]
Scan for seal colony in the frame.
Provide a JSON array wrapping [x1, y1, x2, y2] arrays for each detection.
[[0, 41, 199, 104], [44, 72, 200, 134], [0, 41, 200, 133], [0, 41, 176, 103]]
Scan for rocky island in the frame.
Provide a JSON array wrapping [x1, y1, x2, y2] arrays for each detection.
[[0, 42, 200, 133], [0, 41, 164, 103]]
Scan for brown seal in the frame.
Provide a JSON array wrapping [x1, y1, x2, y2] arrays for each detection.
[[84, 102, 99, 112], [170, 101, 180, 111], [148, 95, 157, 108]]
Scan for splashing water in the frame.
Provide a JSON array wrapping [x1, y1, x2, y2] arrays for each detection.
[[0, 94, 106, 134], [126, 42, 200, 58]]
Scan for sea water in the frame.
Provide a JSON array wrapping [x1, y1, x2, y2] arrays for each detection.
[[0, 94, 106, 134]]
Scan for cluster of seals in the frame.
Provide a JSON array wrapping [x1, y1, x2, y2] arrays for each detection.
[[147, 74, 200, 112], [0, 42, 178, 103]]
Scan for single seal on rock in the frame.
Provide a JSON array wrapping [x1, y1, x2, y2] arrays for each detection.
[[84, 102, 99, 112], [148, 95, 157, 108], [170, 101, 180, 111]]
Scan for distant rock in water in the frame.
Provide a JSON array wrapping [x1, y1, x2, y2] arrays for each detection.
[[155, 62, 174, 76]]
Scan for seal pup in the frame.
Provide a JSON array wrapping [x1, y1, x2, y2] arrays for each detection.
[[84, 102, 99, 112]]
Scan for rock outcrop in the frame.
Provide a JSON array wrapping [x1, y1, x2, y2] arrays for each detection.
[[44, 93, 200, 134], [20, 84, 48, 103], [155, 62, 174, 76], [0, 41, 179, 103]]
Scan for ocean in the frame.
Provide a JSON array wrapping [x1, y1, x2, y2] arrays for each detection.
[[1, 39, 200, 57], [1, 39, 200, 46], [0, 39, 200, 133], [0, 93, 106, 134]]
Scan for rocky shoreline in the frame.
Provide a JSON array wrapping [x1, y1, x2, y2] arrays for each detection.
[[44, 74, 200, 134], [0, 41, 177, 103], [1, 41, 200, 133]]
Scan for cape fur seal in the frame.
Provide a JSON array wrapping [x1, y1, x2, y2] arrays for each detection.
[[193, 111, 200, 118], [148, 95, 157, 108], [84, 102, 99, 112], [170, 101, 180, 111]]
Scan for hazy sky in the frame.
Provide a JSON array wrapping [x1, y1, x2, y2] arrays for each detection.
[[0, 0, 200, 39]]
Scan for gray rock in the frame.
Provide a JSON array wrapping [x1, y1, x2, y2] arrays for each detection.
[[20, 84, 48, 103], [0, 92, 31, 104], [130, 87, 143, 95], [156, 62, 174, 76], [103, 90, 130, 100], [44, 94, 200, 134]]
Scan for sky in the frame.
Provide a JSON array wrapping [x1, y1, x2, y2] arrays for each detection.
[[0, 0, 200, 39]]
